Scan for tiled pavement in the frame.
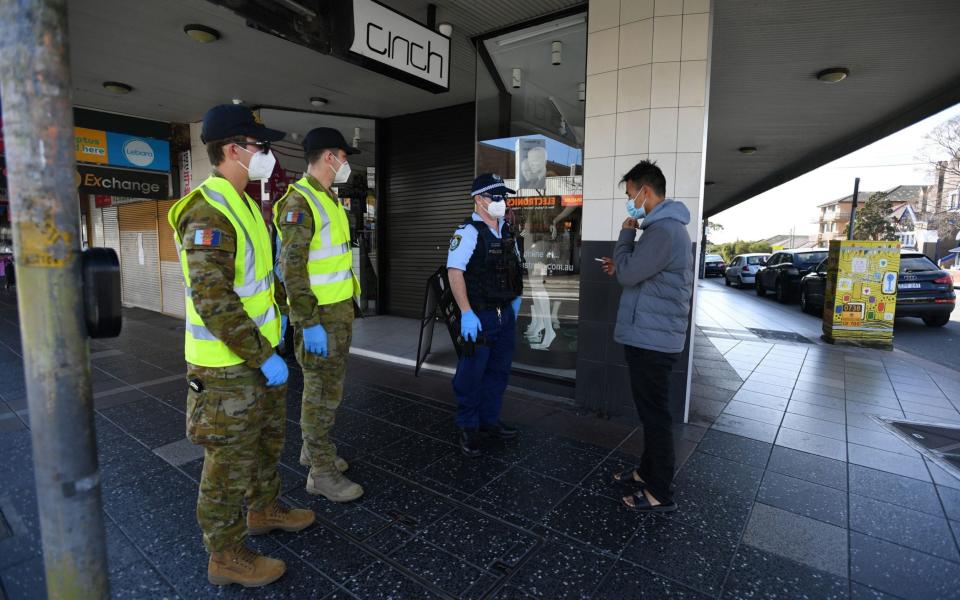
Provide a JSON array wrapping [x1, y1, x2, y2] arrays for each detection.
[[1, 288, 960, 598]]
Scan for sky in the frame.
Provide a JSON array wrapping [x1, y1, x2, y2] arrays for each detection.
[[710, 103, 960, 244], [481, 135, 583, 167]]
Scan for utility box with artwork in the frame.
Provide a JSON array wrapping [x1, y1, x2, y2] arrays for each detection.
[[822, 240, 900, 348]]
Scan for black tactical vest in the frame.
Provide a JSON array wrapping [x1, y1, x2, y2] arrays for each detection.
[[463, 218, 524, 310]]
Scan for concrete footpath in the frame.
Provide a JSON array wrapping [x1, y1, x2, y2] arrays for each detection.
[[1, 286, 959, 599]]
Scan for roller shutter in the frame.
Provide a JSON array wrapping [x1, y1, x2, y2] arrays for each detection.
[[118, 201, 162, 312], [157, 199, 185, 318]]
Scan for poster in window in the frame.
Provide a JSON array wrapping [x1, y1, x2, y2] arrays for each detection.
[[515, 138, 547, 191]]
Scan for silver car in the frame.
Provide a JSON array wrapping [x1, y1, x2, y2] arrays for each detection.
[[724, 253, 770, 288]]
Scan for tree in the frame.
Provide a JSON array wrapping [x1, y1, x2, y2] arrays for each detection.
[[704, 220, 724, 245], [848, 192, 898, 241], [921, 116, 960, 180]]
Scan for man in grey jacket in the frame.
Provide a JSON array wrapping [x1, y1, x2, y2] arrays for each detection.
[[601, 160, 693, 512]]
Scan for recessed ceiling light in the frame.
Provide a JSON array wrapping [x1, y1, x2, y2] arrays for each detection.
[[183, 24, 221, 43], [102, 81, 133, 94], [310, 97, 328, 107], [738, 146, 758, 155], [816, 67, 849, 83], [437, 22, 453, 37]]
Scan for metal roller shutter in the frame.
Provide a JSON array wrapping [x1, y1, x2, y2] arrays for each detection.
[[157, 199, 185, 318], [101, 206, 121, 256], [383, 103, 476, 317], [118, 201, 162, 312]]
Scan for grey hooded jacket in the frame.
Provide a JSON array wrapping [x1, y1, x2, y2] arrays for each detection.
[[612, 199, 694, 354]]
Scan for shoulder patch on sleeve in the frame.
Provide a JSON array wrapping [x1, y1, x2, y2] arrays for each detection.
[[194, 229, 223, 246], [449, 234, 462, 252], [284, 210, 305, 224], [183, 227, 236, 252]]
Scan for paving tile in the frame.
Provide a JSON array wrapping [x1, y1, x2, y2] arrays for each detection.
[[781, 412, 846, 441], [579, 455, 640, 500], [515, 441, 606, 485], [99, 397, 185, 449], [746, 371, 797, 387], [925, 457, 960, 491], [848, 465, 943, 516], [795, 373, 845, 389], [767, 446, 847, 491], [721, 400, 784, 426], [0, 557, 46, 600], [474, 465, 574, 523], [849, 494, 959, 561], [787, 400, 846, 425], [940, 486, 960, 521], [372, 432, 456, 473], [362, 480, 456, 533], [669, 452, 762, 539], [507, 536, 613, 598], [850, 581, 904, 600], [741, 379, 793, 399], [392, 537, 487, 597], [622, 515, 738, 596], [593, 559, 711, 599], [742, 503, 848, 578], [285, 523, 377, 583], [344, 560, 444, 599], [850, 531, 960, 599], [421, 453, 512, 495], [790, 389, 846, 410], [775, 427, 847, 462], [845, 391, 899, 408], [900, 401, 960, 420], [108, 559, 177, 599], [151, 436, 204, 467], [847, 444, 930, 482], [695, 428, 772, 470], [758, 471, 847, 527], [793, 380, 844, 399], [426, 506, 536, 569], [544, 488, 643, 554], [721, 545, 849, 600], [731, 388, 789, 411], [712, 414, 779, 444], [846, 426, 917, 457]]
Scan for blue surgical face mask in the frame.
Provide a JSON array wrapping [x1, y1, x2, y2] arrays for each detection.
[[626, 189, 647, 219]]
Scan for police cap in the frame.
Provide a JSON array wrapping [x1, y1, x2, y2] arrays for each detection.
[[471, 173, 516, 197]]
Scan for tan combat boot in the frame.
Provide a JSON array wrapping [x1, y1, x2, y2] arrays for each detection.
[[306, 468, 364, 502], [207, 544, 285, 588], [299, 445, 349, 472], [247, 501, 316, 535]]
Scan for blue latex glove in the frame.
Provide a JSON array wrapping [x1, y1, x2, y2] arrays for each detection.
[[511, 296, 522, 317], [279, 314, 288, 345], [460, 310, 482, 342], [303, 323, 328, 357], [260, 353, 289, 387]]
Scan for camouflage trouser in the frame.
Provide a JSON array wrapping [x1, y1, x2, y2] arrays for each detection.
[[185, 362, 286, 553], [295, 299, 353, 474]]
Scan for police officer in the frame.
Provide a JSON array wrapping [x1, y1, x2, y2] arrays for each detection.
[[273, 127, 363, 502], [168, 105, 314, 588], [447, 174, 524, 457]]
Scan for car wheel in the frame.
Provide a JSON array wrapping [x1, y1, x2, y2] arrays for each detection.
[[922, 315, 951, 327], [738, 276, 745, 289], [755, 279, 766, 297], [775, 279, 789, 304], [725, 274, 731, 287]]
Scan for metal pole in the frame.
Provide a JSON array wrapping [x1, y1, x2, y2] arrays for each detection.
[[0, 1, 110, 597], [847, 177, 861, 240]]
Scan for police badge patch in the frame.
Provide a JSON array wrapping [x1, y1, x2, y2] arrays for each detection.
[[449, 234, 462, 252]]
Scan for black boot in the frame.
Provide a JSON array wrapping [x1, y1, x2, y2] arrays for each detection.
[[459, 428, 482, 458], [480, 421, 519, 440]]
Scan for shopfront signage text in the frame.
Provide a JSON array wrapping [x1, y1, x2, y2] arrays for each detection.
[[349, 0, 450, 92], [507, 196, 559, 209], [74, 128, 170, 172], [75, 128, 109, 164], [76, 165, 169, 200]]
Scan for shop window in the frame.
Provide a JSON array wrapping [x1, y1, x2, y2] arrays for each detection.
[[475, 13, 586, 379]]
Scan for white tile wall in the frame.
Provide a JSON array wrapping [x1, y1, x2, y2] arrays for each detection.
[[617, 64, 651, 112], [652, 16, 683, 62], [582, 1, 710, 242], [586, 71, 619, 117], [589, 0, 621, 32], [650, 62, 681, 107], [621, 0, 654, 24], [587, 27, 620, 75], [618, 19, 653, 68]]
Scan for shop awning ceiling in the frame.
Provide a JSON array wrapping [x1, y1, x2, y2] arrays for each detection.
[[703, 0, 960, 218], [65, 0, 582, 129]]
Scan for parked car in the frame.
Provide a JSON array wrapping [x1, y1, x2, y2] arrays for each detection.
[[755, 248, 829, 303], [724, 253, 770, 288], [704, 254, 726, 277], [799, 252, 957, 327]]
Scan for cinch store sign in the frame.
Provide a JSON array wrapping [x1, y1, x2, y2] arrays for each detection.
[[74, 129, 170, 172]]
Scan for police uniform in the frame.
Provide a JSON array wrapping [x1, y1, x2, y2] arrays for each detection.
[[169, 105, 313, 588], [447, 174, 524, 456], [273, 127, 363, 502]]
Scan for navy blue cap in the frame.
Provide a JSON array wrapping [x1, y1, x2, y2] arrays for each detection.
[[302, 127, 361, 156], [200, 104, 286, 144], [471, 173, 515, 197]]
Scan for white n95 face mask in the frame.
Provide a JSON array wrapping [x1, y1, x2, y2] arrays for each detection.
[[486, 200, 507, 219], [237, 145, 277, 181], [331, 155, 352, 184]]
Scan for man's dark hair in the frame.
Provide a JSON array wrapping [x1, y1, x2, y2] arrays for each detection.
[[306, 148, 339, 165], [621, 160, 666, 197], [205, 135, 248, 166]]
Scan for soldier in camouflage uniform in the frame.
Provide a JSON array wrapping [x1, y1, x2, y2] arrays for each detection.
[[170, 105, 314, 588], [274, 127, 363, 502]]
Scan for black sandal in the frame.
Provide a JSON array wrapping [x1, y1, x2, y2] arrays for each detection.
[[612, 468, 645, 485], [621, 490, 677, 513]]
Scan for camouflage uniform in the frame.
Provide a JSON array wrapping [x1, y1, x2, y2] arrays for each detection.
[[274, 175, 354, 472], [175, 176, 288, 553]]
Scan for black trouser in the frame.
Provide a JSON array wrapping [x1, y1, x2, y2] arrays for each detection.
[[624, 345, 681, 503]]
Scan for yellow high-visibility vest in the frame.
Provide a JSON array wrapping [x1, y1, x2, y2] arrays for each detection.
[[168, 176, 280, 367], [274, 177, 359, 306]]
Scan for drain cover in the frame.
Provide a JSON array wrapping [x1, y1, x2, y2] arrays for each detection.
[[747, 328, 813, 344], [878, 418, 960, 480]]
